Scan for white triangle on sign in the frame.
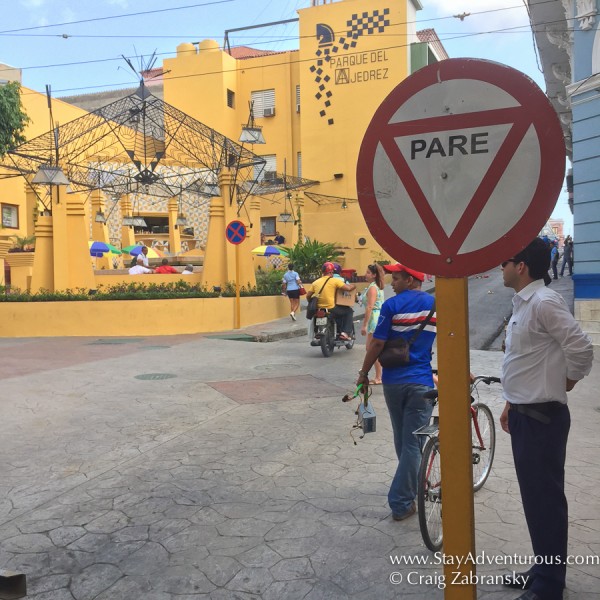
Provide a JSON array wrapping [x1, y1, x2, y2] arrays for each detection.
[[393, 125, 511, 238]]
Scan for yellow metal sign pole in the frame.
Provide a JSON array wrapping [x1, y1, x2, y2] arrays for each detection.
[[436, 276, 476, 600], [235, 243, 241, 329]]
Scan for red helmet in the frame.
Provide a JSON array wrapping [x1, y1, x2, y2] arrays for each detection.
[[322, 262, 335, 273]]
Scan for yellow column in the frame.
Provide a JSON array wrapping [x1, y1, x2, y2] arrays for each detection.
[[30, 215, 54, 293], [201, 181, 227, 289], [91, 190, 109, 243], [0, 240, 11, 286], [120, 195, 136, 249], [168, 197, 182, 254], [246, 196, 261, 250], [294, 193, 305, 247], [25, 178, 38, 237], [436, 277, 477, 600], [4, 252, 35, 292], [91, 190, 112, 270], [51, 185, 70, 292], [202, 169, 257, 291], [65, 189, 96, 291]]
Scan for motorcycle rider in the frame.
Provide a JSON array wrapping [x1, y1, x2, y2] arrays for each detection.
[[306, 262, 356, 341]]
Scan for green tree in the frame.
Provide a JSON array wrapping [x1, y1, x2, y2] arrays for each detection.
[[0, 81, 30, 158], [282, 238, 342, 280]]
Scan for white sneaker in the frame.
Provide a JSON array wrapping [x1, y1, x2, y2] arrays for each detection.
[[290, 311, 296, 321]]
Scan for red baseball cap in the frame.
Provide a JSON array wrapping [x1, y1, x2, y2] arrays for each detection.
[[383, 263, 425, 282]]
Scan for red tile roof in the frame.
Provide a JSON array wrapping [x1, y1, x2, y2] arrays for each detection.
[[228, 46, 294, 59]]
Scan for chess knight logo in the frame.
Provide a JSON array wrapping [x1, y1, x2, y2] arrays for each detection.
[[311, 8, 391, 125]]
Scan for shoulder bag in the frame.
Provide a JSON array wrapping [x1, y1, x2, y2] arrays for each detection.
[[378, 302, 436, 369], [306, 277, 332, 319]]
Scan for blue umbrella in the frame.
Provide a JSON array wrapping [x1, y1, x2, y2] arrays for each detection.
[[89, 241, 110, 257]]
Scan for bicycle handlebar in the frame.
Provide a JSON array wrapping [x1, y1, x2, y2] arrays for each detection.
[[472, 375, 501, 386]]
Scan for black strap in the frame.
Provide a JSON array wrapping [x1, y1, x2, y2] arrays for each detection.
[[407, 302, 436, 347], [315, 276, 332, 296]]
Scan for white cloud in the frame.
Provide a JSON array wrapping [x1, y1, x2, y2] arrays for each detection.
[[20, 0, 47, 8]]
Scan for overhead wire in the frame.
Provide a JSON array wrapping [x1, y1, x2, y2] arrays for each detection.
[[6, 0, 572, 96], [17, 15, 573, 97], [1, 0, 568, 78], [0, 0, 238, 35]]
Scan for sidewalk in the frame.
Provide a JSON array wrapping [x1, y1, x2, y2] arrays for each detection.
[[0, 277, 597, 600]]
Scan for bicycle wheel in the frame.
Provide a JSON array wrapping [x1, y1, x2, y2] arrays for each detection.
[[471, 403, 496, 492], [417, 436, 443, 552]]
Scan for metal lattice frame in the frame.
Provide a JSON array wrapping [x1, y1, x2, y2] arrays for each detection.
[[1, 84, 317, 213], [304, 192, 357, 206]]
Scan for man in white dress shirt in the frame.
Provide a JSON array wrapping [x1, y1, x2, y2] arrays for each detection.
[[500, 238, 593, 600]]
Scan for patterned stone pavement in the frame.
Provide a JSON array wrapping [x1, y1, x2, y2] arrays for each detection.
[[0, 328, 598, 599]]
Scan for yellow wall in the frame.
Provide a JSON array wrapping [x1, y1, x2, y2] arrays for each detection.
[[163, 0, 410, 275], [0, 87, 88, 242], [0, 295, 290, 337]]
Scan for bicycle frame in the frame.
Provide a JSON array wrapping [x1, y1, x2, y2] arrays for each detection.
[[415, 375, 501, 552]]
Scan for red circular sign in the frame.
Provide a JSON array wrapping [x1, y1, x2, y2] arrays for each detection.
[[356, 58, 565, 277], [226, 220, 247, 245]]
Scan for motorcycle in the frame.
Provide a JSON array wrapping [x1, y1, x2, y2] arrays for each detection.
[[310, 308, 355, 357]]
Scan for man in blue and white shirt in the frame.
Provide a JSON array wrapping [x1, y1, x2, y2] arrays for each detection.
[[500, 238, 593, 600], [357, 263, 436, 521]]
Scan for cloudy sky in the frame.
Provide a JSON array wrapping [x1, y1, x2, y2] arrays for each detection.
[[1, 0, 571, 231]]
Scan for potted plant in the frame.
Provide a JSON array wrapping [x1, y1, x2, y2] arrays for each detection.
[[8, 235, 36, 253]]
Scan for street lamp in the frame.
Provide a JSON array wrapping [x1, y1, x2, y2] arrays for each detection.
[[239, 101, 266, 145], [31, 165, 70, 186]]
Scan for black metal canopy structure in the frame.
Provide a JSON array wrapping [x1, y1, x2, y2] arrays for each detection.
[[1, 83, 317, 214]]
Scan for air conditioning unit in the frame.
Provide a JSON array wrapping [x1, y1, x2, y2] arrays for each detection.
[[296, 103, 301, 113], [263, 107, 276, 117], [263, 171, 277, 181]]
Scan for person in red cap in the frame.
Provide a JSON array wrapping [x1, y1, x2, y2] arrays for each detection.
[[357, 262, 436, 521], [306, 262, 356, 340]]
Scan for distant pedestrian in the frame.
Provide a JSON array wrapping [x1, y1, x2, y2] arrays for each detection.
[[282, 263, 302, 321], [360, 263, 385, 384], [550, 241, 559, 280], [182, 264, 194, 275], [500, 238, 593, 599], [560, 237, 574, 277]]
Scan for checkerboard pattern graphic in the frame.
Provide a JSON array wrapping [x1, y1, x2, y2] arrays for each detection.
[[312, 7, 391, 125], [347, 9, 390, 38]]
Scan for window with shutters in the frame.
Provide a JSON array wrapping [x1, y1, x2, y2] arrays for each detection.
[[251, 89, 276, 117], [296, 85, 300, 112], [1, 204, 18, 229], [297, 152, 302, 178], [261, 217, 276, 236], [254, 154, 277, 181], [227, 89, 235, 109]]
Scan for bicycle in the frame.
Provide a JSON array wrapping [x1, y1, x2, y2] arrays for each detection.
[[414, 375, 501, 552]]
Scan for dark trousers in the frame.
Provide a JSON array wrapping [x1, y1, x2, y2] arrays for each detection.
[[560, 258, 573, 276], [551, 260, 559, 279], [509, 403, 570, 600], [331, 305, 353, 336]]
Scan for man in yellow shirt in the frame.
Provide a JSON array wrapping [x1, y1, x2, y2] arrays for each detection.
[[307, 262, 356, 340]]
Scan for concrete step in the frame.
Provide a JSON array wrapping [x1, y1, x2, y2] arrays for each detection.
[[579, 320, 600, 334]]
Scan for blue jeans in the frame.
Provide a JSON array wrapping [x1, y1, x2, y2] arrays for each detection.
[[383, 383, 434, 515]]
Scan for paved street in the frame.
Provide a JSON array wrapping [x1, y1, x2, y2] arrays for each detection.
[[0, 277, 598, 599]]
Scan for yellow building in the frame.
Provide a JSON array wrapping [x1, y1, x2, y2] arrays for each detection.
[[1, 0, 447, 289], [163, 0, 447, 273]]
